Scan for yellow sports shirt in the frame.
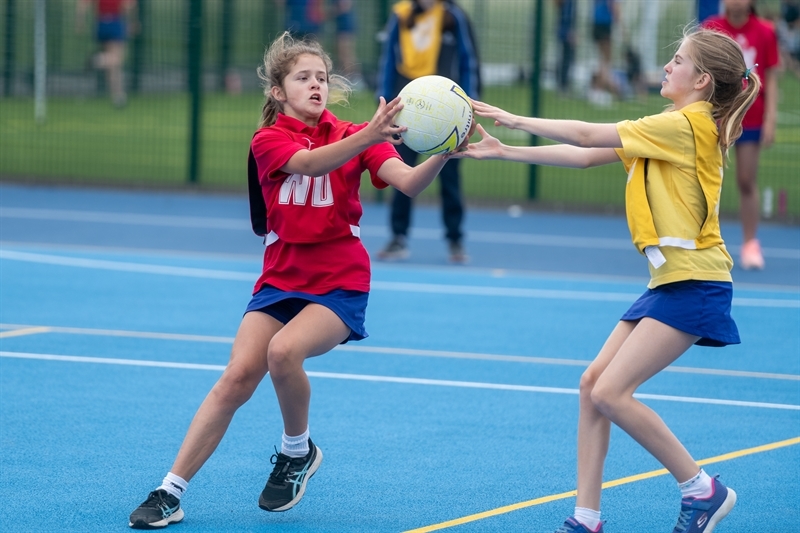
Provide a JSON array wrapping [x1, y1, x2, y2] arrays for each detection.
[[616, 101, 733, 288], [393, 0, 445, 80]]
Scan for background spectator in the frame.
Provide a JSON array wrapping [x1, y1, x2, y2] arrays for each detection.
[[376, 0, 481, 264], [76, 0, 138, 108]]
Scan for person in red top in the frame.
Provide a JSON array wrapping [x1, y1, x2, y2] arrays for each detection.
[[76, 0, 138, 108], [128, 31, 458, 530], [704, 0, 780, 270]]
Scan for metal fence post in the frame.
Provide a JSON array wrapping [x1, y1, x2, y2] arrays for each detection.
[[219, 0, 233, 92], [187, 0, 203, 184], [131, 0, 146, 94], [528, 0, 544, 200], [3, 0, 16, 96]]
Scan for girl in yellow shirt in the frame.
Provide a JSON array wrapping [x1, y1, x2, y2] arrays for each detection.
[[451, 28, 759, 533]]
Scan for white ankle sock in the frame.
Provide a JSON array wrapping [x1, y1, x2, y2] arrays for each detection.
[[574, 507, 601, 530], [679, 469, 713, 499], [281, 427, 309, 458], [158, 472, 188, 500]]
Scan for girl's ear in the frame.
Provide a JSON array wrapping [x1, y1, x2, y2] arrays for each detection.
[[695, 72, 711, 91], [270, 85, 286, 102]]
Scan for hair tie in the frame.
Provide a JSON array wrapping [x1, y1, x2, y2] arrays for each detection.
[[743, 64, 758, 79]]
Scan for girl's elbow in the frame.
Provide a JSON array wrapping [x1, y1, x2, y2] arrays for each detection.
[[576, 132, 596, 149], [398, 185, 421, 198]]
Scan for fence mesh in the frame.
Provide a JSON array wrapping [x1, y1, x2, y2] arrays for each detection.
[[1, 0, 798, 220]]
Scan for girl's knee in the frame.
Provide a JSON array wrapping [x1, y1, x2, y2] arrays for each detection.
[[266, 340, 299, 379], [579, 367, 601, 399], [589, 380, 621, 418]]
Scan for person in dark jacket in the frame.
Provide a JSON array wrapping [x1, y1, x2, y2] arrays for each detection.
[[376, 0, 481, 263]]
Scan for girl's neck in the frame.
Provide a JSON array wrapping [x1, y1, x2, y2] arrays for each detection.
[[671, 94, 705, 112]]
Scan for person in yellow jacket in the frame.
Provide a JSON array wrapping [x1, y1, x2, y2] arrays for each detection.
[[376, 0, 481, 263], [449, 27, 759, 533]]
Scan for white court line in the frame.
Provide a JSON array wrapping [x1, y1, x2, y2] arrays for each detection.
[[2, 250, 798, 308], [0, 321, 797, 381], [2, 323, 797, 381], [5, 239, 799, 293], [2, 207, 798, 258], [1, 350, 798, 411]]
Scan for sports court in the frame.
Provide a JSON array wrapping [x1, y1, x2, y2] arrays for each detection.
[[1, 183, 798, 532]]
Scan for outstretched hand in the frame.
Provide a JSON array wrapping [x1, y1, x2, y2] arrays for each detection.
[[446, 124, 504, 160], [470, 100, 520, 130], [454, 117, 478, 152], [367, 96, 407, 146]]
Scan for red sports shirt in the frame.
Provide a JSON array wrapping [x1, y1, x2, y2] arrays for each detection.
[[95, 0, 128, 17], [703, 14, 779, 129], [250, 110, 399, 294]]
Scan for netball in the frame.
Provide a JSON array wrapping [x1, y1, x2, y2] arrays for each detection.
[[393, 75, 474, 156]]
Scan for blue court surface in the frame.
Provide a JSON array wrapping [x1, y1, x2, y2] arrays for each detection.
[[1, 183, 798, 533]]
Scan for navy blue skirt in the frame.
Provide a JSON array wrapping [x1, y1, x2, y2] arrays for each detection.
[[245, 285, 369, 343], [621, 280, 740, 347]]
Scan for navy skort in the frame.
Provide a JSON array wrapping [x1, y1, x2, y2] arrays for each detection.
[[621, 280, 740, 347], [97, 18, 126, 42], [245, 284, 369, 343], [737, 127, 761, 143]]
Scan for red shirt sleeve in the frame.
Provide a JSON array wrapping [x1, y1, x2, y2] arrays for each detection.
[[250, 128, 306, 184]]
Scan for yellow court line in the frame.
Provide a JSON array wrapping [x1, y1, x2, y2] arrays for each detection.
[[403, 436, 800, 533], [0, 326, 51, 339]]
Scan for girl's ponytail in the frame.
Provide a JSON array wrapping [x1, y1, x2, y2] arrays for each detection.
[[718, 66, 761, 156], [685, 28, 762, 158]]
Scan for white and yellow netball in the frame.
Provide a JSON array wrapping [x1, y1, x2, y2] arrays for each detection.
[[394, 75, 473, 156]]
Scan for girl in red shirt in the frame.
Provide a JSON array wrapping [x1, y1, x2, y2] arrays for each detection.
[[76, 0, 137, 108], [704, 0, 780, 270], [128, 31, 455, 529]]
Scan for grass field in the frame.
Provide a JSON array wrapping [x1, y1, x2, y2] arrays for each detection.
[[2, 74, 798, 217]]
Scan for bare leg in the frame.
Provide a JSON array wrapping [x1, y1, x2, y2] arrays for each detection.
[[98, 41, 126, 105], [734, 142, 761, 243], [170, 311, 282, 481], [591, 318, 701, 483], [267, 303, 350, 437], [575, 320, 634, 511]]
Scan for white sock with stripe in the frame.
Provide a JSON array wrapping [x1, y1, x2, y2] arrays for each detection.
[[281, 427, 310, 458], [679, 469, 713, 499], [158, 472, 188, 500]]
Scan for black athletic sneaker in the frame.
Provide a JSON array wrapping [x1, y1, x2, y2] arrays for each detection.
[[129, 489, 184, 529], [258, 439, 323, 512]]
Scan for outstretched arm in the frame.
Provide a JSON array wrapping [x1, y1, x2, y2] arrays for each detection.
[[471, 100, 622, 148], [376, 153, 448, 197], [279, 96, 407, 178], [449, 124, 620, 168]]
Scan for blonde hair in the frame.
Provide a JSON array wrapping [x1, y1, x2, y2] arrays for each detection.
[[257, 31, 351, 128], [681, 27, 761, 158]]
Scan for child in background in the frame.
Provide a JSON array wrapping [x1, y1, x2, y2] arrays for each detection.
[[75, 0, 138, 108], [128, 31, 453, 529], [703, 0, 780, 270], [450, 27, 758, 533]]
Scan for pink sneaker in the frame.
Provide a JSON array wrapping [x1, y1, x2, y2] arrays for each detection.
[[740, 239, 765, 270]]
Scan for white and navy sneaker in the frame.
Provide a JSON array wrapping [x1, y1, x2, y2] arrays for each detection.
[[673, 476, 737, 532], [258, 438, 323, 512], [129, 489, 183, 529]]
